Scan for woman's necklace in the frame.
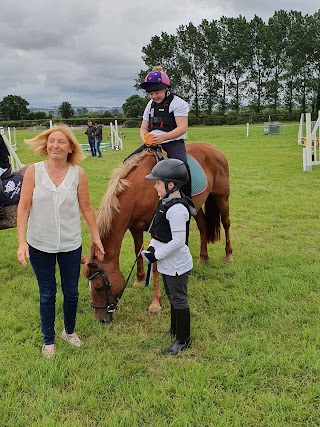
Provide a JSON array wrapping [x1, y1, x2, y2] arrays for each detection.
[[46, 161, 68, 179]]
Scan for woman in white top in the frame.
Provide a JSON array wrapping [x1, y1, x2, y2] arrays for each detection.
[[17, 124, 105, 358]]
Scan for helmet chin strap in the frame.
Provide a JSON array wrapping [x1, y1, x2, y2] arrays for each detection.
[[164, 180, 180, 195]]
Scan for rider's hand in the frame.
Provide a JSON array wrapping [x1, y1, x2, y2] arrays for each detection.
[[142, 246, 157, 263]]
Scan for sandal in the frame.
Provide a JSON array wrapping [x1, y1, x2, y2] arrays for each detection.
[[42, 344, 56, 358], [61, 329, 81, 347]]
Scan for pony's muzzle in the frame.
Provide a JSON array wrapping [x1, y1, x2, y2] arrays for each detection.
[[99, 316, 112, 324]]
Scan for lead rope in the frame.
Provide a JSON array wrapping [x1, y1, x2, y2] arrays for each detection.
[[118, 216, 155, 299]]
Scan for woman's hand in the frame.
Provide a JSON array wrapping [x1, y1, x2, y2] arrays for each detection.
[[17, 242, 29, 267], [93, 238, 105, 262]]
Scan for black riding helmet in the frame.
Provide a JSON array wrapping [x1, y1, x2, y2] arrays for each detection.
[[145, 159, 189, 194]]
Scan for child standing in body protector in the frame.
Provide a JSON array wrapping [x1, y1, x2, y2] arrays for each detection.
[[142, 158, 195, 356]]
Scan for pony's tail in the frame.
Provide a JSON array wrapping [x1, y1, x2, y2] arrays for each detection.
[[204, 194, 221, 243]]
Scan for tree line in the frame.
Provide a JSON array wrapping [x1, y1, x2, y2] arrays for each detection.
[[0, 96, 123, 121], [0, 96, 76, 121], [136, 10, 320, 117]]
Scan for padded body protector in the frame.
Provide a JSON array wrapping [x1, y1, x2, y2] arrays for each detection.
[[148, 93, 176, 132], [151, 197, 193, 245]]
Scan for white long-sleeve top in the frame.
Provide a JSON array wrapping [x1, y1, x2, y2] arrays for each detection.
[[27, 161, 81, 253], [150, 200, 193, 276]]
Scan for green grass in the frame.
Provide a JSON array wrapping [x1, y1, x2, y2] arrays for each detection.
[[1, 123, 320, 426]]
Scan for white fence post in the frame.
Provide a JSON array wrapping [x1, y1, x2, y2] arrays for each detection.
[[303, 111, 320, 171], [110, 120, 123, 150], [298, 113, 304, 145]]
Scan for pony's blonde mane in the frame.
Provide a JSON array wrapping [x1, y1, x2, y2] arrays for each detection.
[[96, 152, 148, 240]]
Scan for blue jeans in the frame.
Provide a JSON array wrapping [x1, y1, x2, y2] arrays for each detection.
[[88, 138, 96, 156], [29, 245, 82, 345], [95, 138, 102, 157]]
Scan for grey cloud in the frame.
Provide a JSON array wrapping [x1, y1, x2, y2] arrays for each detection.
[[0, 0, 319, 108]]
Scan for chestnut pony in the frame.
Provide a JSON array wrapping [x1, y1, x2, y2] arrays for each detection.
[[83, 142, 233, 323]]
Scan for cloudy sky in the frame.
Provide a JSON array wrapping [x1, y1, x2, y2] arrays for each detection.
[[1, 0, 319, 108]]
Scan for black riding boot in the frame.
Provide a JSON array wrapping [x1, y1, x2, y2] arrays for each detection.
[[162, 307, 190, 356], [165, 304, 176, 337], [0, 204, 5, 219]]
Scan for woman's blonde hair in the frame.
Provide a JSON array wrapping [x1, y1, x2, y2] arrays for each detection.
[[25, 124, 86, 165]]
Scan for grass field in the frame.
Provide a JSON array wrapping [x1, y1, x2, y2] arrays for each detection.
[[1, 122, 320, 426]]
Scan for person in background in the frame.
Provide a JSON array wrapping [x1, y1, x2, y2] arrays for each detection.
[[16, 124, 105, 358], [84, 120, 96, 157], [126, 66, 191, 198], [142, 158, 194, 356], [0, 134, 13, 219], [94, 121, 103, 158]]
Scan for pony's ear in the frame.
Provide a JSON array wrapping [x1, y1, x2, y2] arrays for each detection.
[[82, 261, 99, 278], [88, 262, 99, 270]]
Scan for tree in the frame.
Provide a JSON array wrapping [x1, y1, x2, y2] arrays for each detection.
[[176, 23, 204, 116], [139, 32, 179, 92], [307, 12, 320, 112], [265, 11, 290, 112], [248, 15, 268, 113], [28, 111, 48, 120], [122, 95, 147, 117], [58, 102, 74, 119], [0, 95, 29, 120], [218, 16, 251, 114], [198, 19, 221, 114]]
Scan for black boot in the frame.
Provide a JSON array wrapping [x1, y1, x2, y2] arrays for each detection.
[[165, 305, 176, 337], [162, 307, 190, 356], [0, 204, 5, 219]]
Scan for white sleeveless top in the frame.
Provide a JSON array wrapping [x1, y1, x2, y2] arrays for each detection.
[[27, 161, 81, 253]]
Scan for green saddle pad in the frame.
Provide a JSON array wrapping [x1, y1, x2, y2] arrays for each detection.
[[187, 154, 207, 196]]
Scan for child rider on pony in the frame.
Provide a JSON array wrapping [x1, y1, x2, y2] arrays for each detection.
[[127, 66, 192, 198], [142, 158, 194, 356]]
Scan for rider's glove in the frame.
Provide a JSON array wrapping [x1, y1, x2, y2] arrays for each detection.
[[142, 246, 157, 263]]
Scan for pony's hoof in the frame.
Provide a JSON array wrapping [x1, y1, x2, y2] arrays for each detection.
[[148, 305, 161, 315], [199, 256, 209, 264], [132, 280, 144, 288], [225, 254, 233, 263]]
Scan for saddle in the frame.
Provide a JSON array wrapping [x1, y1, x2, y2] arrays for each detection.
[[145, 145, 208, 197]]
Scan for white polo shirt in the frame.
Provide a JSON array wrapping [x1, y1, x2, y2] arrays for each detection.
[[143, 94, 189, 143]]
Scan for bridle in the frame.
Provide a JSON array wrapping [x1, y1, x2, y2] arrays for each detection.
[[87, 248, 143, 314], [88, 267, 119, 313]]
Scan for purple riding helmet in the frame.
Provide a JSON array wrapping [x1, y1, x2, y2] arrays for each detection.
[[140, 70, 171, 92]]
